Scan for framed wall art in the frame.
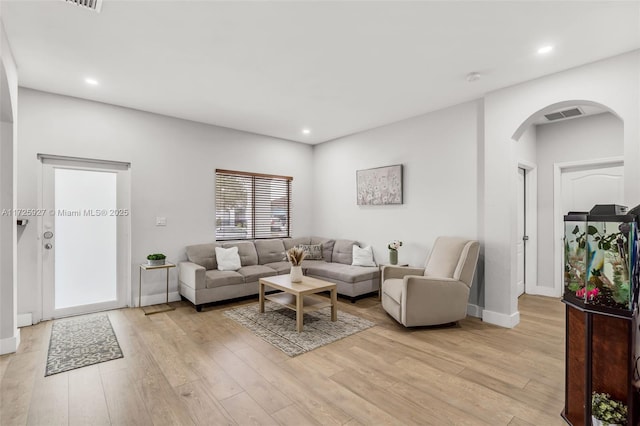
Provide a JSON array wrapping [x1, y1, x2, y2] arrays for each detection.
[[356, 164, 403, 205]]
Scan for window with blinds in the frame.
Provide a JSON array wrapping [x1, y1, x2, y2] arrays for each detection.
[[215, 169, 292, 240]]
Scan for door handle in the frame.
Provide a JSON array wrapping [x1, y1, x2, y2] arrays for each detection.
[[523, 236, 529, 241], [44, 243, 53, 250]]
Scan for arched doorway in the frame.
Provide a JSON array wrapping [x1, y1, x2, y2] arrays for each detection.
[[511, 100, 624, 302], [482, 53, 638, 330]]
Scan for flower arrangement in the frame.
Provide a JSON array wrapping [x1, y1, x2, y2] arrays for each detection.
[[388, 240, 403, 251], [286, 247, 307, 266], [592, 392, 628, 425]]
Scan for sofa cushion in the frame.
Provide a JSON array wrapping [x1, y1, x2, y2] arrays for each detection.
[[222, 241, 258, 266], [310, 237, 335, 262], [352, 245, 376, 267], [300, 260, 327, 269], [298, 243, 323, 260], [254, 239, 286, 264], [186, 243, 220, 270], [332, 239, 358, 265], [215, 246, 241, 271], [264, 261, 292, 275], [284, 237, 311, 250], [237, 265, 277, 282], [305, 262, 378, 283], [205, 269, 244, 289]]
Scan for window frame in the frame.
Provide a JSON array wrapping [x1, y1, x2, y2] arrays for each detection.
[[215, 169, 292, 241]]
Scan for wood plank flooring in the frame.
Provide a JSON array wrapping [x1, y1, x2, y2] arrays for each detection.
[[0, 295, 566, 425]]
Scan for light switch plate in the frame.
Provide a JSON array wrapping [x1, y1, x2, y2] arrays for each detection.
[[156, 217, 167, 226]]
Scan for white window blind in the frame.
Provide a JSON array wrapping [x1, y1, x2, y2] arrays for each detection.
[[215, 169, 292, 240]]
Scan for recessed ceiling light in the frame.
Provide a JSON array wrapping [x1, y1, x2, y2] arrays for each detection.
[[537, 45, 554, 54], [85, 78, 99, 85], [302, 128, 311, 135]]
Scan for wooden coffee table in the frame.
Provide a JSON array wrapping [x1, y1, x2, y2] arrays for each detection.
[[259, 274, 337, 332]]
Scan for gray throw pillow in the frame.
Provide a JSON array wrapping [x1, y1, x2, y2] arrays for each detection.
[[298, 244, 323, 260]]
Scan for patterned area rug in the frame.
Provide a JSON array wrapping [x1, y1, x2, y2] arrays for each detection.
[[224, 301, 375, 356], [45, 313, 123, 376]]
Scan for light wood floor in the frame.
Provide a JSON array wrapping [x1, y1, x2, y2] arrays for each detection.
[[0, 294, 566, 425]]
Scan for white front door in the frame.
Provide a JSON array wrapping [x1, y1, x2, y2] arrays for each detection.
[[41, 156, 131, 319], [517, 168, 526, 296]]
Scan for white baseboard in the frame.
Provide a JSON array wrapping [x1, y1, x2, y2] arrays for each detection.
[[482, 309, 520, 328], [139, 291, 181, 307], [526, 285, 560, 298], [0, 330, 21, 355], [466, 303, 483, 318], [17, 313, 33, 327]]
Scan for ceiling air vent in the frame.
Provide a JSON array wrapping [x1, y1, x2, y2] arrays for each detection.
[[62, 0, 103, 13], [544, 107, 584, 122]]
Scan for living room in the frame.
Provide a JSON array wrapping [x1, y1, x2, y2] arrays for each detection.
[[1, 1, 640, 424]]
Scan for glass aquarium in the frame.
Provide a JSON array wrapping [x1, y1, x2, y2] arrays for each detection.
[[564, 213, 588, 307], [564, 205, 639, 316], [584, 219, 637, 312]]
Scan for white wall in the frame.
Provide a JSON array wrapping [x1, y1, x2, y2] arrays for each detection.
[[483, 50, 639, 327], [535, 112, 624, 289], [516, 125, 536, 165], [17, 88, 315, 323], [312, 100, 482, 308], [514, 125, 538, 297], [0, 17, 20, 354]]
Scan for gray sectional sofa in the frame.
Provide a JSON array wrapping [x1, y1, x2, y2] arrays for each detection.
[[178, 237, 380, 311]]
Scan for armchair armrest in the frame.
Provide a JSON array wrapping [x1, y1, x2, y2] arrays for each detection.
[[179, 261, 206, 290], [382, 266, 425, 281], [402, 276, 470, 326]]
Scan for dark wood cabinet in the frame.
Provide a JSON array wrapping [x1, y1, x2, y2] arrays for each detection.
[[562, 301, 637, 425]]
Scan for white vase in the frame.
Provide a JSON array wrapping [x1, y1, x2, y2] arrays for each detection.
[[290, 265, 303, 283]]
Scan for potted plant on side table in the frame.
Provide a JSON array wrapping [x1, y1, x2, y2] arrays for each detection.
[[388, 240, 402, 265], [592, 392, 628, 426], [147, 253, 166, 266]]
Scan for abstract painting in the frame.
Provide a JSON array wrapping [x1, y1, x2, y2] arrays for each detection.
[[356, 164, 403, 205]]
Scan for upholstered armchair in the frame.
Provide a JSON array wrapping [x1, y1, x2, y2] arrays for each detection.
[[381, 237, 480, 327]]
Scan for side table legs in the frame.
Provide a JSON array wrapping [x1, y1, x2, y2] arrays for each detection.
[[139, 264, 176, 315]]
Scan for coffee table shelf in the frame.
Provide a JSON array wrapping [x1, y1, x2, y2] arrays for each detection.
[[259, 274, 337, 332], [266, 292, 332, 313]]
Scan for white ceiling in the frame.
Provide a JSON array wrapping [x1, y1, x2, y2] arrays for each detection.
[[1, 1, 639, 144]]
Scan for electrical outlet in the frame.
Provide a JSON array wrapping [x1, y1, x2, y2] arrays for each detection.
[[156, 217, 167, 226]]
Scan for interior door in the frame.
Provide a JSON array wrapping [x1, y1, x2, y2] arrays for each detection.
[[517, 168, 526, 296], [561, 164, 624, 214], [41, 156, 130, 319]]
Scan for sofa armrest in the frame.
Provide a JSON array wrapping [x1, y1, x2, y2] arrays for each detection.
[[382, 266, 425, 281], [179, 261, 206, 290]]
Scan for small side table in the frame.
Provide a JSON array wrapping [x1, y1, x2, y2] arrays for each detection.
[[139, 262, 176, 315], [378, 263, 409, 300]]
